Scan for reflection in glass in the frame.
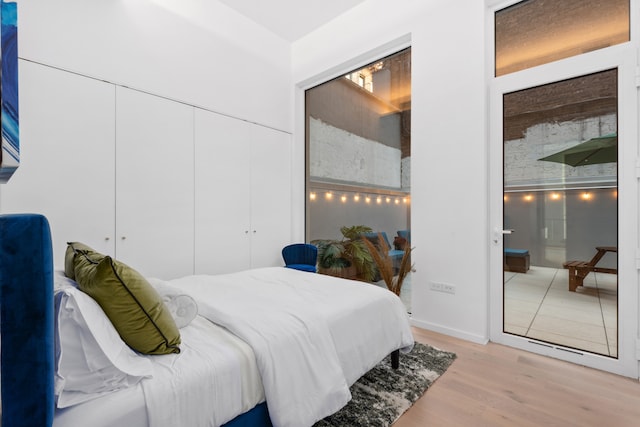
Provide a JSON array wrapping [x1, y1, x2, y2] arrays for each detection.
[[305, 48, 411, 310], [503, 69, 618, 357], [495, 0, 629, 76]]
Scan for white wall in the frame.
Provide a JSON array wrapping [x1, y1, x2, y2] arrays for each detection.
[[293, 0, 489, 343], [17, 0, 292, 132]]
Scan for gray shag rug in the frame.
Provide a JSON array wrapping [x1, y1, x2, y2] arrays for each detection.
[[314, 342, 456, 427]]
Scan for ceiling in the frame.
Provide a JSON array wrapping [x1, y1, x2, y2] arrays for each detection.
[[217, 0, 368, 42]]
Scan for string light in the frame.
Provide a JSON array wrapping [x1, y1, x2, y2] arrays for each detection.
[[307, 190, 409, 206], [581, 192, 592, 201], [523, 194, 534, 202], [550, 192, 561, 200]]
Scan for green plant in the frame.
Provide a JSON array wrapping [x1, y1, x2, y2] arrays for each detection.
[[362, 233, 414, 296], [313, 225, 377, 282]]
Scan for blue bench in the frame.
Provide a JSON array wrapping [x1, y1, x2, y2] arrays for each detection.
[[504, 248, 530, 273]]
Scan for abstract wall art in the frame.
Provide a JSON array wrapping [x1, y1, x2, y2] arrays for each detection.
[[0, 0, 18, 183]]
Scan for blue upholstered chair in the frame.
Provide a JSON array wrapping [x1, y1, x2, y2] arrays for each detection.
[[0, 214, 55, 427], [282, 243, 318, 273]]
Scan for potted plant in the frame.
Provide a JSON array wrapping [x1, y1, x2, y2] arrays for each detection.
[[362, 233, 414, 296], [312, 225, 377, 282]]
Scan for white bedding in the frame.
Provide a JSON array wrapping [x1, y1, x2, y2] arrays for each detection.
[[53, 267, 413, 427], [53, 316, 264, 427], [168, 267, 414, 427], [141, 314, 264, 427]]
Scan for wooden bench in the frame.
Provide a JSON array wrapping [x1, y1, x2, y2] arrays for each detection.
[[563, 246, 617, 292]]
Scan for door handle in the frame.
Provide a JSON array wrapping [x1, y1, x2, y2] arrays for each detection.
[[493, 228, 515, 243]]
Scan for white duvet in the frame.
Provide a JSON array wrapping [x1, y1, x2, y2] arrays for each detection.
[[55, 316, 264, 427], [166, 267, 414, 427]]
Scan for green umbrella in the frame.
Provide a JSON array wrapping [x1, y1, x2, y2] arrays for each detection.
[[537, 133, 617, 167]]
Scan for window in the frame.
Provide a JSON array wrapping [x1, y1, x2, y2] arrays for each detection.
[[495, 0, 629, 76], [305, 47, 411, 288]]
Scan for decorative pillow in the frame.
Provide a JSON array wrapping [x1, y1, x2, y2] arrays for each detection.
[[54, 273, 153, 408], [64, 242, 96, 280], [147, 278, 198, 329], [72, 250, 181, 355]]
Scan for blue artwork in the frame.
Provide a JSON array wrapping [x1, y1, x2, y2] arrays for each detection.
[[0, 0, 18, 183]]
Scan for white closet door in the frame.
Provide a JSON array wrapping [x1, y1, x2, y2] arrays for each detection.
[[194, 109, 251, 274], [249, 127, 292, 269], [0, 61, 116, 268], [115, 87, 194, 279]]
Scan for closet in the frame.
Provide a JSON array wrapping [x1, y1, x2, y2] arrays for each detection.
[[194, 109, 292, 274], [1, 61, 292, 278]]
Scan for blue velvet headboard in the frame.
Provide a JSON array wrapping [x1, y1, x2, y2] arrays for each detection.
[[0, 214, 55, 427]]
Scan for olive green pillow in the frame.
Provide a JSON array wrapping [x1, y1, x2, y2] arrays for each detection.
[[73, 250, 181, 355], [64, 242, 96, 280]]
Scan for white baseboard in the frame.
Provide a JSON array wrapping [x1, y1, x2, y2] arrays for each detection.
[[410, 317, 489, 345]]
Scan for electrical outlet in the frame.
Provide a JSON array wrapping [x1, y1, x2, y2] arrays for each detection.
[[442, 284, 456, 294], [431, 281, 456, 294], [430, 282, 443, 291]]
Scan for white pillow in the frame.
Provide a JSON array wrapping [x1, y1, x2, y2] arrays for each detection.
[[148, 278, 198, 329], [54, 273, 153, 408]]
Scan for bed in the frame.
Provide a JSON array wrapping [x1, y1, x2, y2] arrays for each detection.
[[0, 214, 414, 427]]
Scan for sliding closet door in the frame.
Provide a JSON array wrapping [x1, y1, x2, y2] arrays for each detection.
[[194, 108, 252, 275], [0, 61, 116, 267], [194, 108, 292, 274], [115, 87, 194, 279], [249, 126, 292, 269]]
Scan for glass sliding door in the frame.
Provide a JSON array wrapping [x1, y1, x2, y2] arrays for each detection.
[[489, 0, 637, 377], [502, 70, 618, 357]]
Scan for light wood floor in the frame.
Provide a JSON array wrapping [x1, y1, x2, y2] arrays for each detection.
[[395, 327, 640, 427]]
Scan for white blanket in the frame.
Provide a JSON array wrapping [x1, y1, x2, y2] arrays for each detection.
[[55, 316, 264, 427], [169, 267, 414, 427], [141, 316, 265, 427]]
